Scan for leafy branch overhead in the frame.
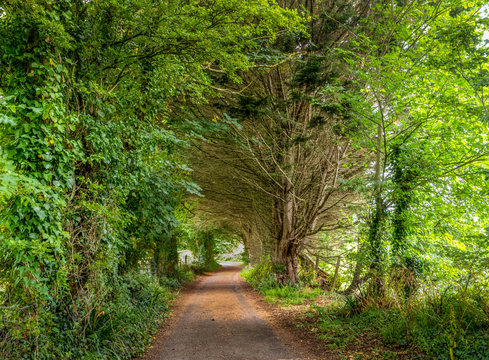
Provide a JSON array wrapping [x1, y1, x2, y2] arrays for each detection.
[[1, 0, 489, 359], [0, 0, 303, 357]]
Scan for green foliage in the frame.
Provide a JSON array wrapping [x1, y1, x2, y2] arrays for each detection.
[[240, 248, 250, 266], [263, 286, 322, 306], [241, 257, 278, 292], [2, 0, 489, 358], [331, 0, 489, 301], [0, 0, 302, 358], [1, 271, 173, 359]]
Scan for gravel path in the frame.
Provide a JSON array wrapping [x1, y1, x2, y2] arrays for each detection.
[[139, 265, 300, 360]]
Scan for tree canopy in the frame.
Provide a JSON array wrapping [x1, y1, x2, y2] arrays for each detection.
[[1, 0, 489, 359]]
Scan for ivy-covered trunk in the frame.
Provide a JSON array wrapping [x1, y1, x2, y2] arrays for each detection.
[[368, 122, 386, 297], [391, 145, 420, 297], [0, 6, 76, 350]]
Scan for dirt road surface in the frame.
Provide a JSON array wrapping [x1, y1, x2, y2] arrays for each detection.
[[139, 264, 321, 360]]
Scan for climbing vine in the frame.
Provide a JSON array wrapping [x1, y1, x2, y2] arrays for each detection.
[[0, 1, 302, 357]]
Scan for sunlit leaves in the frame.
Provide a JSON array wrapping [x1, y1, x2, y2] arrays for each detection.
[[341, 0, 489, 282]]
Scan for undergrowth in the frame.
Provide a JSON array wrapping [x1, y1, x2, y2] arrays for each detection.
[[241, 257, 276, 292], [241, 258, 324, 305], [0, 269, 195, 360], [307, 285, 489, 359], [242, 261, 489, 359], [190, 260, 222, 274]]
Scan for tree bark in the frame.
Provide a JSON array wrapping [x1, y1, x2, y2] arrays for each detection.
[[344, 261, 368, 295], [274, 240, 299, 285], [241, 223, 263, 266]]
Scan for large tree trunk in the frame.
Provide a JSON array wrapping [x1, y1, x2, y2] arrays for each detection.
[[274, 238, 299, 285]]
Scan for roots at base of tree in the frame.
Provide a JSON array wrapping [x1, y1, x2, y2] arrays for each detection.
[[274, 253, 299, 285]]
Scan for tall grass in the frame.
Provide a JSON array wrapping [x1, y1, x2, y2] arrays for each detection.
[[0, 269, 195, 360], [241, 257, 277, 291], [325, 275, 489, 359]]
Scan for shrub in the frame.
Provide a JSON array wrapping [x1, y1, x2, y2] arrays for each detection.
[[0, 271, 174, 360], [241, 257, 278, 291], [329, 284, 489, 359], [160, 267, 195, 289]]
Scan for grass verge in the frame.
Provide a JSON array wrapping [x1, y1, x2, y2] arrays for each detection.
[[242, 261, 489, 359]]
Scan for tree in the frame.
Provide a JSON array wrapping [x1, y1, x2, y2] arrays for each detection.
[[189, 0, 372, 284], [341, 0, 489, 295], [0, 0, 301, 355]]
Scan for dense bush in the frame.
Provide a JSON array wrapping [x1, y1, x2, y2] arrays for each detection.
[[241, 257, 278, 292], [1, 271, 172, 359], [309, 283, 489, 359]]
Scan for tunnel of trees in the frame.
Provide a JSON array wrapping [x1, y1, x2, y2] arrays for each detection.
[[1, 0, 488, 358]]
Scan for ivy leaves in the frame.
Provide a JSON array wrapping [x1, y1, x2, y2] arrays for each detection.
[[0, 1, 303, 356]]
